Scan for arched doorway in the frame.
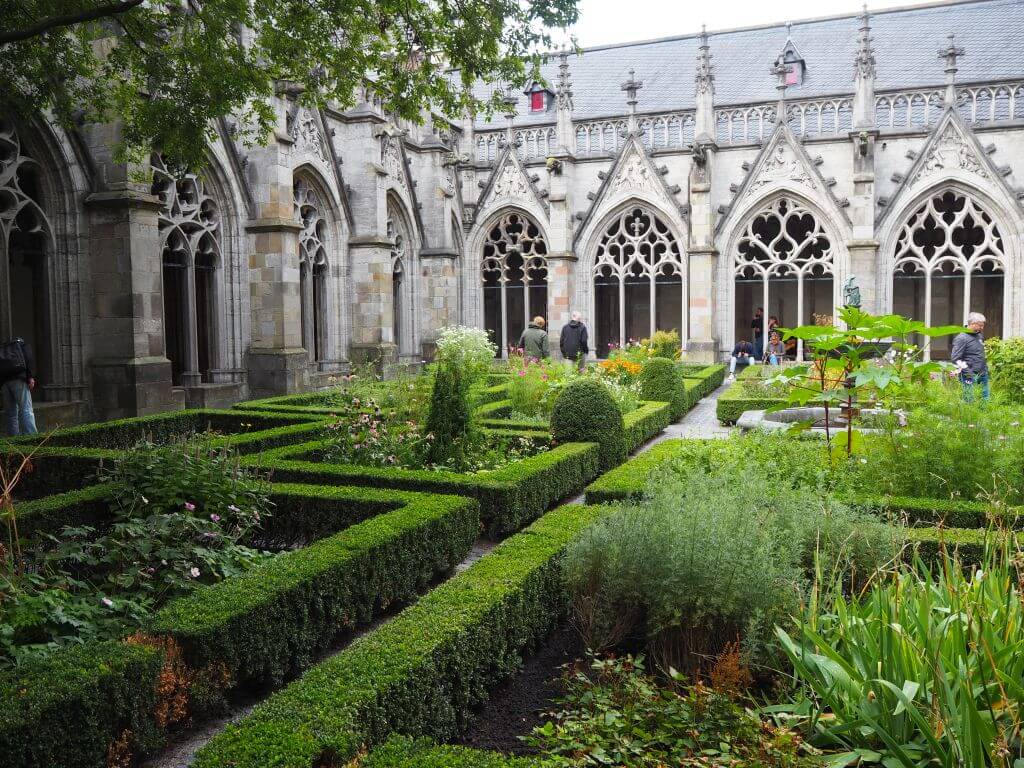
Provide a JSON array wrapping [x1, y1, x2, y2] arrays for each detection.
[[481, 211, 548, 357], [733, 196, 834, 359], [294, 178, 330, 366], [151, 154, 222, 386], [892, 188, 1005, 359], [593, 205, 684, 358], [0, 118, 53, 390]]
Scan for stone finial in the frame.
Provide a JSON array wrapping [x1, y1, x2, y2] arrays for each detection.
[[695, 25, 715, 95], [621, 68, 643, 113], [854, 4, 876, 79], [556, 50, 574, 112], [938, 33, 965, 106]]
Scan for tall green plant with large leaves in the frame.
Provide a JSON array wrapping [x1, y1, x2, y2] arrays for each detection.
[[772, 308, 961, 458], [774, 538, 1024, 768]]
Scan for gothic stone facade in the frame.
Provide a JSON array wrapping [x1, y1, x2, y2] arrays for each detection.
[[3, 0, 1024, 426]]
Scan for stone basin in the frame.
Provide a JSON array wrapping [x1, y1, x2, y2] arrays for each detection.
[[737, 406, 898, 434]]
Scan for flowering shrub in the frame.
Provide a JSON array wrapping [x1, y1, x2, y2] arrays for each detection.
[[434, 325, 497, 385], [598, 357, 642, 384], [1, 439, 273, 667], [508, 355, 573, 418]]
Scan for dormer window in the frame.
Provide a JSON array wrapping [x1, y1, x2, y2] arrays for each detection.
[[524, 81, 554, 113], [777, 40, 805, 87]]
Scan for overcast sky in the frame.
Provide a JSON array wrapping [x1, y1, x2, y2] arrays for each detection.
[[551, 0, 941, 48]]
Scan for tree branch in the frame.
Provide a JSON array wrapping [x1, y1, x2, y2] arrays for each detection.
[[0, 0, 145, 45]]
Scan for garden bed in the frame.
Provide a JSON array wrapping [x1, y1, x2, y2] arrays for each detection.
[[715, 365, 789, 425], [0, 485, 479, 768]]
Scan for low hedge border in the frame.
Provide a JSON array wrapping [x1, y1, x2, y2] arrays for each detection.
[[364, 736, 542, 767], [715, 380, 788, 425], [680, 362, 726, 402], [1, 445, 115, 500], [847, 495, 1024, 530], [242, 441, 602, 538], [623, 400, 673, 454], [151, 484, 479, 691], [0, 640, 165, 768], [193, 503, 612, 768], [15, 484, 114, 540], [4, 409, 322, 451], [0, 485, 479, 768]]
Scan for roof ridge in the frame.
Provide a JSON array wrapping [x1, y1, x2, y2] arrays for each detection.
[[566, 0, 1011, 54]]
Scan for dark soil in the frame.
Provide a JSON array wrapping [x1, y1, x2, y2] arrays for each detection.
[[454, 622, 584, 755]]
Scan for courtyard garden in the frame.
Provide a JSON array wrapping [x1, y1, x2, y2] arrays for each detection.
[[2, 316, 1024, 768]]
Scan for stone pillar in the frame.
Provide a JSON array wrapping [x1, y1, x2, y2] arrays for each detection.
[[244, 113, 309, 397], [849, 131, 880, 314], [348, 236, 397, 369], [84, 123, 180, 419], [688, 149, 718, 360]]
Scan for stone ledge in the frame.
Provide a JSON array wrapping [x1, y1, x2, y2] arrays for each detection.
[[419, 247, 459, 259], [348, 235, 393, 249], [245, 218, 303, 233], [84, 189, 164, 211]]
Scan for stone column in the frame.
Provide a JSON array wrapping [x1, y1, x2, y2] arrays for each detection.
[[244, 112, 309, 397], [849, 132, 880, 314], [84, 123, 180, 419]]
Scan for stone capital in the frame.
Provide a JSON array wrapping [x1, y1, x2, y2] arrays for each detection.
[[245, 218, 303, 233], [546, 250, 578, 262], [688, 245, 719, 257], [348, 234, 393, 249], [84, 189, 164, 212], [419, 247, 459, 260]]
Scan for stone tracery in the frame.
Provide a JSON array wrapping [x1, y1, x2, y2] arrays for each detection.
[[152, 154, 222, 385], [295, 179, 330, 363], [892, 189, 1005, 358], [593, 205, 685, 355], [481, 211, 548, 355]]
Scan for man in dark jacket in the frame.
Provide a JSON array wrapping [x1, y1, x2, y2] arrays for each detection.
[[1, 337, 38, 435], [518, 316, 550, 360], [560, 312, 589, 370], [950, 312, 989, 402]]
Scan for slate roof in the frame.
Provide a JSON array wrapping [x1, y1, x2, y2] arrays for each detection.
[[472, 0, 1024, 129]]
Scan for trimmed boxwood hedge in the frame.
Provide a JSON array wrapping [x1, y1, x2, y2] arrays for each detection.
[[364, 736, 543, 767], [0, 640, 164, 768], [680, 362, 727, 402], [623, 401, 673, 454], [639, 357, 688, 419], [5, 409, 322, 451], [14, 484, 114, 539], [151, 485, 478, 691], [584, 438, 716, 503], [846, 495, 1024, 530], [0, 445, 114, 500], [244, 441, 602, 538], [193, 503, 612, 768], [715, 378, 788, 424], [0, 485, 479, 768]]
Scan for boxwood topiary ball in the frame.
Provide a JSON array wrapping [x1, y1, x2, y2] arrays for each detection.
[[550, 378, 626, 470]]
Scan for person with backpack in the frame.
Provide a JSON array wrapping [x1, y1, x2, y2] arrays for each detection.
[[559, 312, 590, 370], [1, 337, 38, 436]]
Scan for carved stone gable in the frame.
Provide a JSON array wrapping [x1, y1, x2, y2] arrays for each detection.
[[489, 159, 530, 201], [751, 142, 813, 191], [612, 150, 657, 194], [291, 109, 328, 164], [913, 122, 989, 184]]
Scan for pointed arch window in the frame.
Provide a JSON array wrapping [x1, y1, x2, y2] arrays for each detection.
[[593, 206, 685, 357], [0, 119, 54, 395], [733, 197, 834, 359], [294, 179, 330, 365], [892, 189, 1005, 359], [481, 212, 548, 357], [152, 155, 221, 386]]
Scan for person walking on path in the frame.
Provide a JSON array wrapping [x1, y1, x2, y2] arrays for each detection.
[[0, 336, 38, 436], [560, 312, 590, 370], [951, 312, 990, 402], [518, 316, 550, 360]]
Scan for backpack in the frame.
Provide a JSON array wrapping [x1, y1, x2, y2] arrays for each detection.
[[0, 339, 27, 380]]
